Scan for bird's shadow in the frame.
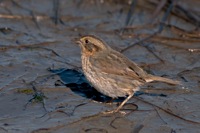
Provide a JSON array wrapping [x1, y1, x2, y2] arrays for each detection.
[[49, 68, 166, 103]]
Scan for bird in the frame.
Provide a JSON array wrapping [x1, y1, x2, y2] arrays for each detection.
[[75, 35, 180, 113]]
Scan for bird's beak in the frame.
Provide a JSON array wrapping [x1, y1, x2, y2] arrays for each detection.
[[73, 38, 81, 45]]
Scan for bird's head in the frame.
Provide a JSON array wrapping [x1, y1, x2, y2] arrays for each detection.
[[75, 35, 110, 56]]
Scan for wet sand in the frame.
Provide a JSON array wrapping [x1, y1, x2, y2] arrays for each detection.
[[0, 0, 200, 133]]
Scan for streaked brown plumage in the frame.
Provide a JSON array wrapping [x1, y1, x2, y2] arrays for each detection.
[[75, 35, 180, 113]]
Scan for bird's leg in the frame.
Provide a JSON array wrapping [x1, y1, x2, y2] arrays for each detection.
[[115, 93, 134, 112], [103, 93, 134, 114]]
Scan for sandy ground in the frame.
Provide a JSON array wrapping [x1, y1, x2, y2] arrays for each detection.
[[0, 0, 200, 133]]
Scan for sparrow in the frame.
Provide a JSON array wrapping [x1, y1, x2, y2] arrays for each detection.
[[75, 35, 180, 113]]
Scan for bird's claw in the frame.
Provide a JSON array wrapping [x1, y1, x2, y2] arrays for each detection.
[[102, 109, 126, 115]]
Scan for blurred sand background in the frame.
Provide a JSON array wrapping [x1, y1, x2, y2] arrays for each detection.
[[0, 0, 200, 132]]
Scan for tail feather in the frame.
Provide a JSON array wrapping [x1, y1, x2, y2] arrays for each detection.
[[146, 75, 181, 85]]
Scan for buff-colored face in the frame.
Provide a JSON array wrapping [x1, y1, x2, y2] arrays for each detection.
[[76, 35, 109, 56]]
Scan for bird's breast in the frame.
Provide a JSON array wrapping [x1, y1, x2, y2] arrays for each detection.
[[81, 55, 133, 98]]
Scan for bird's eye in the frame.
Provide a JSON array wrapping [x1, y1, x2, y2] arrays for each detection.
[[85, 39, 89, 44]]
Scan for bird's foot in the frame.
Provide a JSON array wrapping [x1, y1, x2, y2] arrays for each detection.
[[102, 109, 126, 115], [102, 110, 117, 114]]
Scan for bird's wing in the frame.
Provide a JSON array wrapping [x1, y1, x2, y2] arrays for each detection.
[[91, 50, 181, 85], [91, 50, 147, 82]]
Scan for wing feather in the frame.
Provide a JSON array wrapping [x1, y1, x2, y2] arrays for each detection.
[[90, 50, 147, 83]]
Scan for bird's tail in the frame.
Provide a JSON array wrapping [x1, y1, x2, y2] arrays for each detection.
[[146, 75, 181, 85]]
